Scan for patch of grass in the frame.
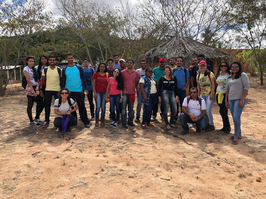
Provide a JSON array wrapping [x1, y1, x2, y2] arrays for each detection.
[[63, 160, 66, 166], [126, 162, 130, 166]]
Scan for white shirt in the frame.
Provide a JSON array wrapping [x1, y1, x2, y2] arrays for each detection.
[[182, 97, 206, 117], [54, 98, 76, 118]]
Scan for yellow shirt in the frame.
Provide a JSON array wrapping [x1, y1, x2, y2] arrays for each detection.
[[197, 72, 215, 96], [42, 66, 61, 91]]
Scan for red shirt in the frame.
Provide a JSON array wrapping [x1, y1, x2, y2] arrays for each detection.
[[121, 68, 139, 94], [92, 72, 109, 93]]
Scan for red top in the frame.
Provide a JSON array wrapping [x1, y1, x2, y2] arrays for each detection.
[[92, 72, 109, 93], [121, 68, 139, 94], [108, 77, 120, 95]]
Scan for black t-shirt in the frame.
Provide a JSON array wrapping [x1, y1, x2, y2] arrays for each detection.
[[107, 69, 114, 77], [190, 64, 213, 87], [158, 76, 178, 96]]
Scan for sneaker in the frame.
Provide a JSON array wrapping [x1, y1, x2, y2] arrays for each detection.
[[122, 123, 128, 129], [196, 128, 202, 133], [218, 127, 226, 132], [34, 119, 42, 125], [128, 122, 135, 127], [135, 117, 140, 123], [189, 123, 194, 128], [151, 115, 156, 121], [91, 117, 95, 120], [66, 127, 71, 132], [180, 130, 189, 135], [112, 122, 119, 128], [205, 125, 215, 132], [30, 121, 41, 127], [110, 121, 115, 127], [42, 121, 49, 128], [224, 127, 231, 134], [85, 123, 90, 128]]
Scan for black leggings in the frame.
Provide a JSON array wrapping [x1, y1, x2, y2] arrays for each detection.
[[27, 96, 35, 122], [35, 95, 45, 120], [217, 93, 230, 128], [86, 91, 94, 118]]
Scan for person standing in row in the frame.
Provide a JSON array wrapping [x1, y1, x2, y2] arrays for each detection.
[[215, 61, 231, 134], [152, 57, 166, 120], [106, 69, 124, 128], [107, 58, 114, 77], [139, 67, 157, 129], [169, 57, 177, 69], [92, 63, 109, 126], [121, 59, 139, 128], [158, 66, 179, 130], [197, 60, 216, 131], [42, 56, 61, 127], [225, 62, 249, 145], [61, 53, 90, 128], [119, 59, 126, 70], [113, 54, 121, 70], [173, 57, 190, 121], [23, 56, 40, 126], [82, 58, 95, 120]]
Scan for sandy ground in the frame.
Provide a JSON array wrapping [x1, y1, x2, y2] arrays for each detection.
[[0, 75, 266, 199]]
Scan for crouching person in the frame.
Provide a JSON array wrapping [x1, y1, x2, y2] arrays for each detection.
[[54, 88, 78, 132], [180, 87, 208, 135]]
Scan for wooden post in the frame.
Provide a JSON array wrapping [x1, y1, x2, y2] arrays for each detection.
[[20, 66, 22, 80], [7, 69, 9, 79]]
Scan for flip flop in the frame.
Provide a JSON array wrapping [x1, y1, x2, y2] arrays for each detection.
[[170, 124, 178, 128], [231, 135, 242, 140], [232, 140, 239, 145], [166, 125, 171, 130]]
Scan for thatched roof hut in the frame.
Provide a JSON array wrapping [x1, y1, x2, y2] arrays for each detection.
[[137, 37, 232, 73]]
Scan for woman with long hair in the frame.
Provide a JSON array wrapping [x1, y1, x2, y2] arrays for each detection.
[[225, 62, 249, 145], [92, 63, 109, 126], [197, 60, 216, 131], [23, 56, 40, 126], [158, 66, 179, 130], [106, 69, 124, 128], [54, 88, 78, 132], [216, 61, 231, 134], [140, 67, 158, 129], [35, 55, 49, 125]]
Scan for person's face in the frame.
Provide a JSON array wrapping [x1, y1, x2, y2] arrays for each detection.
[[145, 69, 153, 77], [231, 64, 239, 74], [169, 59, 176, 66], [190, 89, 198, 96], [114, 56, 119, 63], [41, 57, 47, 66], [164, 68, 170, 76], [159, 61, 165, 68], [120, 61, 126, 69], [197, 56, 205, 63], [99, 64, 106, 72], [191, 58, 198, 65], [60, 90, 69, 99], [27, 58, 35, 67], [220, 63, 228, 72], [140, 61, 147, 69], [49, 58, 56, 66], [126, 61, 134, 69], [113, 69, 119, 77], [176, 58, 183, 67], [83, 60, 89, 67], [107, 61, 114, 68], [66, 55, 74, 64], [199, 64, 207, 72]]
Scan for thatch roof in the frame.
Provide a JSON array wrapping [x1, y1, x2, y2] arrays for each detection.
[[142, 37, 232, 68]]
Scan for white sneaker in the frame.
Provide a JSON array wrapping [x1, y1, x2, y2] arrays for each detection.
[[189, 123, 194, 128], [35, 119, 42, 125], [31, 121, 41, 127], [110, 121, 115, 127], [112, 122, 118, 128]]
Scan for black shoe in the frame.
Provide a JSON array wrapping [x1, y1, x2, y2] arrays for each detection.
[[219, 127, 226, 132], [122, 123, 128, 129], [196, 128, 201, 133], [66, 127, 71, 132], [135, 117, 140, 123], [224, 127, 231, 134], [206, 125, 215, 132], [85, 123, 90, 128], [180, 130, 189, 135], [128, 122, 135, 127]]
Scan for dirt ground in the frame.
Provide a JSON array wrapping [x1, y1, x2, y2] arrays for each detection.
[[0, 75, 266, 199]]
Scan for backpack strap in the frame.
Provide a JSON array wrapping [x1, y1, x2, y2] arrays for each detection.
[[58, 97, 62, 108], [184, 68, 187, 83], [67, 98, 73, 108]]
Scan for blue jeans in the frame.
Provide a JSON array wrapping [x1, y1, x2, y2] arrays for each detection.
[[136, 90, 142, 118], [180, 112, 208, 131], [176, 89, 186, 117], [161, 90, 177, 125], [201, 94, 215, 125], [95, 92, 106, 119], [142, 94, 156, 125], [228, 99, 246, 138], [122, 94, 135, 124], [110, 94, 121, 122]]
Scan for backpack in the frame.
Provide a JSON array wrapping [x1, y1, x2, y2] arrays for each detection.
[[187, 96, 202, 107], [22, 67, 38, 89], [173, 68, 188, 83], [197, 71, 217, 90], [58, 97, 74, 109]]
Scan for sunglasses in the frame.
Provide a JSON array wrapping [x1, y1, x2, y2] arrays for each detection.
[[231, 65, 239, 68], [190, 91, 197, 94], [61, 92, 68, 95], [220, 65, 227, 67], [114, 71, 119, 74]]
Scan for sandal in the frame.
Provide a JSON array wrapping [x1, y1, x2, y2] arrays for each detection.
[[147, 124, 154, 127], [166, 125, 171, 130], [170, 124, 178, 128], [230, 135, 242, 140], [141, 124, 147, 129], [232, 140, 239, 145]]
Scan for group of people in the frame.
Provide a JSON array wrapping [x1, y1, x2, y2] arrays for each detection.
[[23, 53, 249, 145]]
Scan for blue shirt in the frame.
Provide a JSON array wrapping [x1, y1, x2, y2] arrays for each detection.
[[113, 63, 121, 70], [83, 68, 95, 91], [65, 66, 82, 92], [173, 67, 190, 89]]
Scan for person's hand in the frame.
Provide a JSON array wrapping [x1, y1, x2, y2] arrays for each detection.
[[94, 93, 98, 99], [67, 108, 71, 115], [84, 90, 89, 95], [225, 101, 229, 108], [189, 114, 197, 120], [137, 88, 140, 95], [33, 92, 37, 97], [239, 99, 245, 107], [175, 97, 179, 103], [119, 97, 123, 103], [144, 96, 148, 101], [210, 94, 214, 100], [106, 94, 110, 99], [182, 86, 186, 91]]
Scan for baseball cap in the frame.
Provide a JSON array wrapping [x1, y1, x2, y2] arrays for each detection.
[[119, 59, 126, 63], [159, 58, 166, 63], [198, 60, 207, 66]]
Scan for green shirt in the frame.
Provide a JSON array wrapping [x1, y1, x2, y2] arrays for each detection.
[[153, 66, 165, 88]]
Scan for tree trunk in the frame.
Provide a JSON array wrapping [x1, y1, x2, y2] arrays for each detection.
[[260, 68, 264, 85]]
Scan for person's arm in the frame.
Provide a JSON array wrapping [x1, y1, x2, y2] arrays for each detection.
[[239, 73, 249, 107], [174, 77, 179, 103], [135, 73, 139, 92], [239, 90, 248, 107], [157, 77, 163, 103], [183, 69, 190, 90], [197, 75, 200, 97], [24, 70, 37, 97], [61, 68, 66, 88], [196, 110, 206, 121], [140, 82, 147, 101], [106, 81, 110, 100], [119, 90, 123, 103], [92, 78, 98, 99], [210, 76, 216, 100]]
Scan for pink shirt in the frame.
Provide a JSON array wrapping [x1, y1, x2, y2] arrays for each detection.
[[121, 68, 139, 94], [108, 77, 120, 95]]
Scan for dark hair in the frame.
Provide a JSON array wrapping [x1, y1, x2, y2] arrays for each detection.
[[170, 57, 177, 61], [216, 61, 230, 78], [58, 88, 70, 99], [197, 54, 205, 58], [113, 54, 119, 58], [126, 59, 134, 64], [49, 55, 56, 60], [145, 67, 152, 72], [190, 87, 198, 92], [66, 53, 73, 58], [37, 55, 48, 79], [177, 56, 183, 61], [140, 59, 147, 63], [97, 62, 107, 73], [114, 69, 124, 90], [107, 58, 114, 63], [26, 56, 39, 82], [230, 61, 242, 79], [83, 58, 89, 62]]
